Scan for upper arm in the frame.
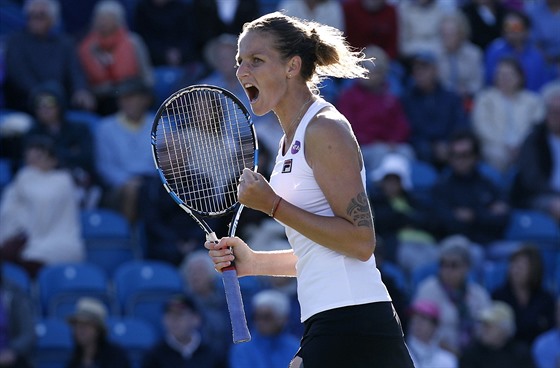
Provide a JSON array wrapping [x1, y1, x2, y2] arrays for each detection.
[[305, 108, 371, 228]]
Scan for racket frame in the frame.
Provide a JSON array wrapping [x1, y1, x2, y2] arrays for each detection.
[[151, 84, 258, 343]]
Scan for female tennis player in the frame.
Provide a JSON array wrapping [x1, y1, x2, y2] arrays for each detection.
[[205, 11, 415, 368]]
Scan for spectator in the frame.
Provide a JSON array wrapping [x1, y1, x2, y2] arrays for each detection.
[[369, 153, 438, 272], [406, 299, 458, 368], [278, 0, 344, 32], [66, 297, 131, 368], [133, 0, 201, 67], [336, 45, 414, 174], [0, 136, 85, 278], [532, 297, 560, 368], [78, 0, 154, 115], [139, 175, 209, 265], [401, 51, 469, 169], [460, 301, 536, 368], [412, 235, 492, 355], [3, 0, 95, 113], [141, 294, 225, 368], [473, 56, 545, 174], [342, 0, 398, 60], [435, 11, 484, 104], [431, 130, 511, 244], [484, 10, 556, 92], [461, 0, 508, 51], [95, 78, 156, 224], [398, 0, 445, 59], [510, 81, 560, 222], [492, 245, 555, 346], [192, 0, 260, 68], [0, 261, 35, 368], [525, 0, 560, 74], [179, 250, 231, 358], [25, 82, 100, 208], [229, 289, 300, 368]]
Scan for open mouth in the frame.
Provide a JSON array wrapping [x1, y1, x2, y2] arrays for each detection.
[[243, 84, 259, 103]]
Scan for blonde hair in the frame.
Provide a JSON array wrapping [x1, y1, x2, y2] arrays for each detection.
[[241, 11, 369, 92]]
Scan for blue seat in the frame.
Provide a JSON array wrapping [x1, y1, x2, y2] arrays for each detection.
[[153, 66, 185, 105], [504, 209, 560, 247], [482, 259, 509, 293], [410, 160, 438, 190], [34, 317, 73, 368], [81, 208, 131, 240], [0, 158, 12, 192], [2, 261, 31, 292], [410, 261, 439, 294], [379, 261, 409, 294], [37, 262, 113, 318], [113, 260, 183, 336], [107, 316, 157, 368], [65, 109, 102, 133], [81, 209, 136, 275]]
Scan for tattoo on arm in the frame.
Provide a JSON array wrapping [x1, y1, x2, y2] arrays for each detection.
[[346, 192, 373, 228]]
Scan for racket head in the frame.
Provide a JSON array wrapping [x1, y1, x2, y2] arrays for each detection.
[[151, 84, 258, 218]]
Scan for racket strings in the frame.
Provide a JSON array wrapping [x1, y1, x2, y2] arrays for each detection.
[[155, 89, 255, 215]]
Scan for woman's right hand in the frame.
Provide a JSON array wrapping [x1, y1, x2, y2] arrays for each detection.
[[204, 236, 254, 277]]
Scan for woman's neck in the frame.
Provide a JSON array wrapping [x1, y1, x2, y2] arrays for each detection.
[[277, 90, 315, 144]]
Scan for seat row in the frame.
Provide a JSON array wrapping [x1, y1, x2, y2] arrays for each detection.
[[3, 259, 184, 339]]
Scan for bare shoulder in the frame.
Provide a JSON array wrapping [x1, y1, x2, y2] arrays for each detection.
[[304, 105, 361, 171], [306, 106, 356, 147], [307, 106, 352, 136]]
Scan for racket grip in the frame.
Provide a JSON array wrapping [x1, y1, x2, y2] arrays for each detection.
[[222, 267, 252, 343]]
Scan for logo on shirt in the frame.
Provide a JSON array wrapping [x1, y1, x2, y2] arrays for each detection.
[[291, 140, 301, 154], [282, 159, 293, 173]]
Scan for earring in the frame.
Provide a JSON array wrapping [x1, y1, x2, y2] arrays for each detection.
[[287, 74, 291, 79]]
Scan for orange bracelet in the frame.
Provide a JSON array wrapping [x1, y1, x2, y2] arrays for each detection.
[[270, 196, 282, 218]]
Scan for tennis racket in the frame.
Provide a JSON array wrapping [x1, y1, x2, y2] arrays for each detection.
[[151, 84, 257, 343]]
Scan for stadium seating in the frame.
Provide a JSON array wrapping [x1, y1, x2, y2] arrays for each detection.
[[152, 66, 185, 106], [504, 209, 560, 246], [36, 262, 114, 318], [113, 260, 184, 336], [107, 316, 157, 368], [34, 317, 74, 368], [80, 208, 137, 276], [1, 261, 31, 292], [65, 109, 102, 133]]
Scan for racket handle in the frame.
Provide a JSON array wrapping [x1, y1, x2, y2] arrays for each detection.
[[222, 267, 252, 343], [205, 232, 251, 343]]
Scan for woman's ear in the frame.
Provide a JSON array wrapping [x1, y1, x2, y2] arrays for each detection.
[[286, 55, 302, 78]]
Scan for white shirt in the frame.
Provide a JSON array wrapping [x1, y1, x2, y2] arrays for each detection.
[[269, 98, 391, 322], [0, 166, 84, 264], [407, 336, 458, 368]]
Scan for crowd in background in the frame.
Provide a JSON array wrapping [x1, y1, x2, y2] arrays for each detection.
[[0, 0, 559, 367]]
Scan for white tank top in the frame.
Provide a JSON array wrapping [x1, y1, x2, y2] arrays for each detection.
[[269, 98, 391, 322]]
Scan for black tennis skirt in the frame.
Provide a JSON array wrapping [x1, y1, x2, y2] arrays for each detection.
[[295, 301, 415, 368]]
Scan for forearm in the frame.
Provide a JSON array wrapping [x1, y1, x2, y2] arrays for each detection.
[[273, 197, 375, 262], [251, 249, 297, 277]]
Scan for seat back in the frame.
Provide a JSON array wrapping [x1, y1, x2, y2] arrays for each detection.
[[113, 260, 183, 336], [2, 261, 31, 292], [81, 209, 136, 275], [37, 262, 112, 317], [107, 316, 157, 368], [34, 317, 74, 368]]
